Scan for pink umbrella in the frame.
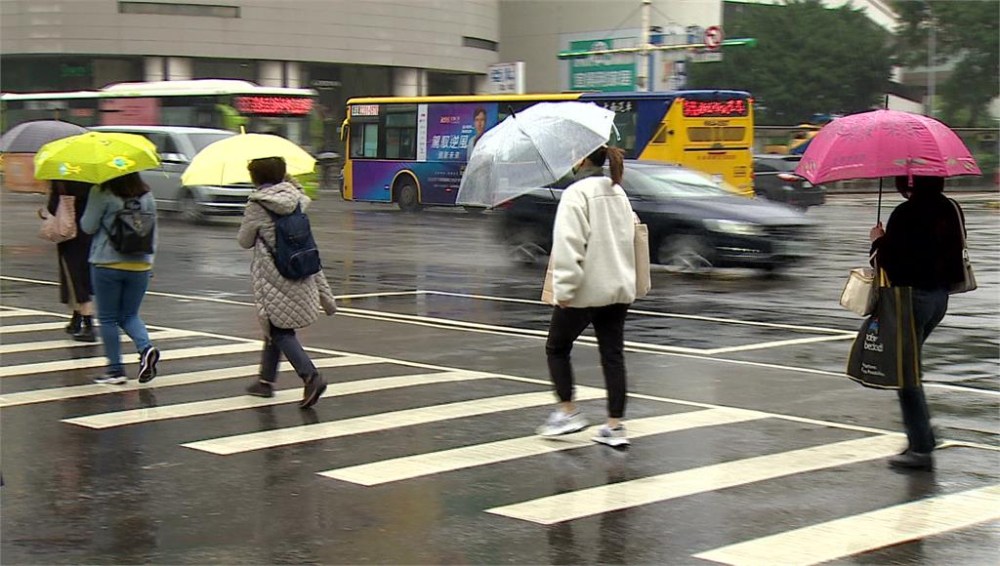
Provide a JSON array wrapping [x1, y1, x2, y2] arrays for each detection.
[[795, 109, 981, 185]]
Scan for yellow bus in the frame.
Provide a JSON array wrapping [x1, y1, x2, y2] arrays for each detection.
[[342, 90, 753, 211]]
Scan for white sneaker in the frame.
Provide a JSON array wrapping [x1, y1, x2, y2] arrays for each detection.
[[593, 424, 630, 447], [536, 410, 589, 437], [93, 372, 127, 385]]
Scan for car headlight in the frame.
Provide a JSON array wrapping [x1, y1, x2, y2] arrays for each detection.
[[703, 219, 765, 236]]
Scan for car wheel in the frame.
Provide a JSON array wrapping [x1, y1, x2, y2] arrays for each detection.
[[179, 191, 204, 223], [396, 179, 421, 213], [463, 205, 485, 215], [658, 235, 712, 273], [507, 224, 548, 265]]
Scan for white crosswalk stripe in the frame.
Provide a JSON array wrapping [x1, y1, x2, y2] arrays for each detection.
[[0, 322, 70, 334], [0, 311, 46, 319], [0, 329, 193, 355], [693, 484, 1000, 566], [0, 355, 377, 408], [320, 407, 768, 486], [64, 370, 494, 429], [486, 435, 904, 525], [0, 342, 261, 378], [183, 387, 606, 456]]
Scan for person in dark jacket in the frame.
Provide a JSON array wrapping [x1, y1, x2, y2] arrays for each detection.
[[45, 180, 97, 341], [869, 175, 966, 471]]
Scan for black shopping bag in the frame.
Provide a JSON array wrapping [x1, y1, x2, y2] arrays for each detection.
[[846, 272, 921, 390]]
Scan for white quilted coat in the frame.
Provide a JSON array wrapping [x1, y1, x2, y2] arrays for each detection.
[[237, 182, 337, 333]]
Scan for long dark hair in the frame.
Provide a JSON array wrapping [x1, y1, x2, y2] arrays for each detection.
[[101, 172, 149, 199], [585, 145, 625, 185]]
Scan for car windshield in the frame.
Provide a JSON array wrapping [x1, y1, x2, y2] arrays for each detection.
[[626, 167, 735, 199], [188, 133, 234, 155]]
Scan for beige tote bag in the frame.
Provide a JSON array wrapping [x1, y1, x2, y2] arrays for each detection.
[[39, 194, 77, 243]]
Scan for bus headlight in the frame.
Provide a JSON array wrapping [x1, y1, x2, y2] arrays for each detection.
[[704, 219, 765, 236]]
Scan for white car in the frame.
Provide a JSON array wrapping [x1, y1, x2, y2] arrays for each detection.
[[93, 125, 250, 222]]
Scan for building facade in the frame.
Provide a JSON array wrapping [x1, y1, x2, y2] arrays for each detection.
[[1, 0, 500, 116]]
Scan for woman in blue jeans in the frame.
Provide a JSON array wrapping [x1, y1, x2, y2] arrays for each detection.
[[869, 175, 966, 471], [80, 172, 160, 385]]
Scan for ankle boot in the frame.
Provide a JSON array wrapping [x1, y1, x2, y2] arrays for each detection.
[[65, 311, 81, 335], [73, 316, 97, 343]]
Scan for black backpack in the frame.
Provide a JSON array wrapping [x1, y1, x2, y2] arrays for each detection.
[[261, 204, 321, 280], [104, 198, 155, 255]]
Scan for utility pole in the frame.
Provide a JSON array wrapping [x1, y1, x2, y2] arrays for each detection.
[[636, 0, 651, 92], [927, 3, 936, 117]]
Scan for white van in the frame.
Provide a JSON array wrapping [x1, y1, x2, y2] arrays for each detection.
[[93, 126, 251, 222]]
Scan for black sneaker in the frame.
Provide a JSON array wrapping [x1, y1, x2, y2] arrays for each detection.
[[246, 381, 275, 398], [300, 373, 327, 409], [137, 345, 160, 383]]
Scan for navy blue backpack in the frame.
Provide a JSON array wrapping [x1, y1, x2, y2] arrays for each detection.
[[261, 204, 322, 280]]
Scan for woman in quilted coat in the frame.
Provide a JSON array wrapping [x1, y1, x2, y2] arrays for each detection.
[[237, 157, 337, 409]]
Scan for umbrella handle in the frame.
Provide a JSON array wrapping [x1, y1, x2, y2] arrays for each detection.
[[877, 177, 882, 224]]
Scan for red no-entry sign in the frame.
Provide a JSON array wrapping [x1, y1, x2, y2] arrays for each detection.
[[704, 26, 724, 50]]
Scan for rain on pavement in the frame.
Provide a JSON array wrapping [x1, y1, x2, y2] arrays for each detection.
[[1, 187, 998, 564]]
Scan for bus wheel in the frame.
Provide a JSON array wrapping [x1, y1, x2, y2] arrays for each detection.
[[396, 179, 421, 213]]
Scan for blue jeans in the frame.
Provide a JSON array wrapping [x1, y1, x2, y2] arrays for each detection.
[[899, 288, 949, 453], [92, 266, 152, 375]]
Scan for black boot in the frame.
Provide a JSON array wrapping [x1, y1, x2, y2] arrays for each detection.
[[73, 315, 97, 343], [65, 311, 81, 335], [888, 450, 934, 472], [300, 372, 327, 409]]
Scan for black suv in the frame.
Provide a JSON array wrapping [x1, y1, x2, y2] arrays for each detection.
[[752, 154, 825, 210]]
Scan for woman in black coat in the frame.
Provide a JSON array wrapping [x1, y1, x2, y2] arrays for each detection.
[[45, 180, 96, 341], [869, 175, 966, 471]]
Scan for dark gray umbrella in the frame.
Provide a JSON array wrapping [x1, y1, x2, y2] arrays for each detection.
[[0, 120, 88, 153]]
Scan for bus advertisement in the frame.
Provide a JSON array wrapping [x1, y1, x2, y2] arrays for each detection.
[[342, 90, 753, 211]]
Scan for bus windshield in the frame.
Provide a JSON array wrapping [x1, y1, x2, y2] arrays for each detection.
[[188, 132, 234, 155]]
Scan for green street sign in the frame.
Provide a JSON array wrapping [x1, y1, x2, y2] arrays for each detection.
[[568, 38, 635, 92]]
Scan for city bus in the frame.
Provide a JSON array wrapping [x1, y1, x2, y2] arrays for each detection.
[[341, 90, 753, 211], [1, 79, 319, 150]]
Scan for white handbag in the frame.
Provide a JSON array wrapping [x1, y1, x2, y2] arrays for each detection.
[[840, 254, 877, 317], [948, 199, 977, 295]]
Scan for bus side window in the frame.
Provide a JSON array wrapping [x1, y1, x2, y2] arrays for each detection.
[[385, 108, 417, 160], [351, 123, 379, 158]]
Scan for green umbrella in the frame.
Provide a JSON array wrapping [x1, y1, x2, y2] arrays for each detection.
[[34, 131, 160, 184]]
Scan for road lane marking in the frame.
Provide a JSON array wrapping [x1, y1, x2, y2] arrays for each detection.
[[5, 282, 995, 399], [0, 355, 377, 408], [0, 311, 47, 319], [0, 343, 262, 378], [0, 322, 70, 334], [64, 370, 494, 429], [424, 291, 854, 334], [701, 334, 856, 355], [693, 484, 1000, 566], [320, 408, 768, 486], [0, 329, 193, 355], [183, 388, 605, 456], [486, 435, 903, 525]]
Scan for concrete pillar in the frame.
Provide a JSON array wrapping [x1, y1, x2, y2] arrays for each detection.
[[285, 61, 302, 87], [167, 57, 192, 80], [393, 67, 425, 96], [144, 57, 164, 81], [258, 61, 283, 87], [471, 75, 488, 95]]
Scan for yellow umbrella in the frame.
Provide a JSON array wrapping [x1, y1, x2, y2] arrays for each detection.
[[34, 132, 160, 184], [181, 133, 315, 186]]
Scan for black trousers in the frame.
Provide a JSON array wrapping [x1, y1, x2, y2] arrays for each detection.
[[900, 288, 949, 453], [545, 303, 629, 419], [259, 325, 316, 383]]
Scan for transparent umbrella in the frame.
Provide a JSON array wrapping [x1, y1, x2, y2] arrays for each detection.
[[456, 102, 616, 208]]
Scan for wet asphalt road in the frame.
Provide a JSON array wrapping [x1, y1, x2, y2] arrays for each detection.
[[1, 188, 998, 564]]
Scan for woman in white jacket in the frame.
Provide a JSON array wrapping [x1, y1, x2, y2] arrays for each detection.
[[537, 145, 636, 447]]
